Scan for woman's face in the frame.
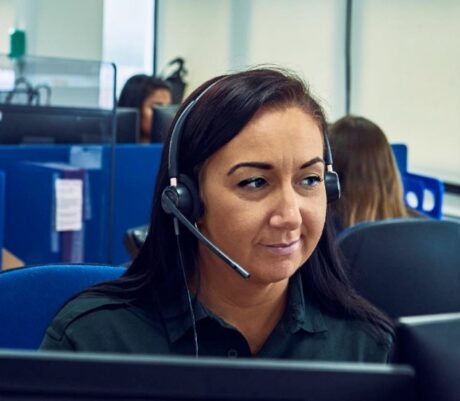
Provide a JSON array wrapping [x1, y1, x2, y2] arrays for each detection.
[[140, 88, 172, 142], [197, 106, 327, 286]]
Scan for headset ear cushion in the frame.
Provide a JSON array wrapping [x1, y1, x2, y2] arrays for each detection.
[[325, 171, 341, 203], [178, 174, 202, 222]]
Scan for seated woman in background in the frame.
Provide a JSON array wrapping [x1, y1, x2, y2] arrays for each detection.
[[329, 115, 417, 230], [118, 75, 172, 143], [41, 68, 392, 362]]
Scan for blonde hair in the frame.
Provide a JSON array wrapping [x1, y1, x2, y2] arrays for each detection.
[[329, 115, 409, 228]]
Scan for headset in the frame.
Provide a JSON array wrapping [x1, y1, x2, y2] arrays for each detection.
[[161, 80, 341, 279]]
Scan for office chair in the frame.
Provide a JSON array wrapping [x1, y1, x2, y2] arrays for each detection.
[[391, 143, 445, 219], [337, 218, 460, 318], [0, 264, 125, 350], [124, 224, 149, 258]]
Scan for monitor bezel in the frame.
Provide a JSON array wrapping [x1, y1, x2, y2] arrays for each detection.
[[0, 350, 415, 401]]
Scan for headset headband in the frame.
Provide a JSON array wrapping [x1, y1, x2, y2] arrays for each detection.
[[167, 80, 221, 183]]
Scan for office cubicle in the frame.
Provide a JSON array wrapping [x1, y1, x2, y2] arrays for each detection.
[[0, 54, 157, 267]]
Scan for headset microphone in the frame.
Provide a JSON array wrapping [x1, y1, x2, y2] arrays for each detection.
[[162, 190, 250, 279]]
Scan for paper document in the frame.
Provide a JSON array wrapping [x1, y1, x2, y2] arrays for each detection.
[[55, 178, 83, 231]]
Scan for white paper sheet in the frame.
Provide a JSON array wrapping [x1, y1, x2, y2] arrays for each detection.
[[55, 178, 83, 232]]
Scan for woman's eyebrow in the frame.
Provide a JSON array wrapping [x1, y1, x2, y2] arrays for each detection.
[[300, 157, 325, 169], [227, 157, 325, 176], [227, 162, 272, 176]]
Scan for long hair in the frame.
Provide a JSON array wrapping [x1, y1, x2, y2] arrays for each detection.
[[117, 75, 172, 109], [329, 116, 409, 228], [91, 69, 393, 347]]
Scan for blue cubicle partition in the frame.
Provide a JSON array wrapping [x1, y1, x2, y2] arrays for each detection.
[[0, 144, 163, 266], [111, 144, 163, 264], [0, 171, 4, 267], [0, 145, 111, 265], [7, 162, 88, 264], [391, 143, 408, 174]]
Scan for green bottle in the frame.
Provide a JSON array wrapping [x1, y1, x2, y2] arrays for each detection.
[[9, 29, 26, 59]]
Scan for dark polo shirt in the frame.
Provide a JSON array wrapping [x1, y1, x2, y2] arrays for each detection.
[[40, 273, 392, 362]]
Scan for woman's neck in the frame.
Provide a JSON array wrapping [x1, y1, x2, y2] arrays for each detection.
[[195, 266, 289, 355]]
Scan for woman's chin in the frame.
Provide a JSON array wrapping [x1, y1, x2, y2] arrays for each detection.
[[246, 261, 301, 286]]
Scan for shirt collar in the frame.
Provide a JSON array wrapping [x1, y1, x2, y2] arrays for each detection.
[[157, 271, 328, 344], [284, 271, 328, 334], [156, 285, 212, 344]]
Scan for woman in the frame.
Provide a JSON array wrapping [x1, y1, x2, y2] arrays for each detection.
[[41, 68, 392, 362], [329, 115, 414, 230], [118, 74, 172, 143]]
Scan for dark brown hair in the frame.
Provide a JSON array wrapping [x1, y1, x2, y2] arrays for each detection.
[[93, 68, 393, 348]]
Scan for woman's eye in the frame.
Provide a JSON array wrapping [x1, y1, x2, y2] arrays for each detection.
[[301, 175, 322, 188], [237, 177, 267, 189]]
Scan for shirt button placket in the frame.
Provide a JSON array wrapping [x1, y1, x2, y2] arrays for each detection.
[[227, 348, 238, 358]]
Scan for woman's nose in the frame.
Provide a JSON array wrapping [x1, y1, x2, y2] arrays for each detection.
[[269, 186, 302, 230]]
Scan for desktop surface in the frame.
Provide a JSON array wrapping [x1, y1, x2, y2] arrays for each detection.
[[0, 350, 415, 401]]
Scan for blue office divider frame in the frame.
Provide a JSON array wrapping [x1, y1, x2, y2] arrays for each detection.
[[0, 144, 163, 266], [0, 145, 111, 265], [111, 144, 163, 264], [0, 171, 5, 267]]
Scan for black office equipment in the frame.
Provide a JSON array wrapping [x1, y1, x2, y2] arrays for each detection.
[[150, 104, 178, 143], [0, 104, 139, 144], [114, 107, 140, 143], [337, 218, 460, 318], [0, 350, 415, 401], [124, 224, 149, 258], [393, 313, 460, 401]]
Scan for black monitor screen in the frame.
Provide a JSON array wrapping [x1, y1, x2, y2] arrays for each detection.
[[151, 104, 178, 143], [393, 313, 460, 401], [0, 350, 415, 401], [115, 107, 139, 143], [0, 104, 139, 144]]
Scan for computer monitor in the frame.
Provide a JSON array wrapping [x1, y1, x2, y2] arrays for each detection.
[[115, 107, 140, 143], [393, 312, 460, 401], [0, 104, 139, 144], [150, 104, 178, 143], [0, 350, 415, 401]]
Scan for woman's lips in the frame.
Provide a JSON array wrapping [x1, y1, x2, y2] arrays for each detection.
[[263, 240, 301, 256]]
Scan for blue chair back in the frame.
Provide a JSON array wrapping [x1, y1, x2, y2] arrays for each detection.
[[391, 143, 445, 219], [0, 264, 125, 350], [403, 173, 444, 219], [337, 218, 460, 318]]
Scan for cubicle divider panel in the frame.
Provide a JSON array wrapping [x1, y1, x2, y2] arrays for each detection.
[[67, 146, 111, 263], [0, 144, 164, 266], [7, 162, 77, 264], [391, 143, 408, 173], [110, 144, 163, 264], [0, 171, 4, 267], [0, 145, 111, 265]]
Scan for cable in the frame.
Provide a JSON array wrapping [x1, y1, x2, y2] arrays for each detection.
[[345, 0, 353, 114], [175, 223, 199, 357]]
